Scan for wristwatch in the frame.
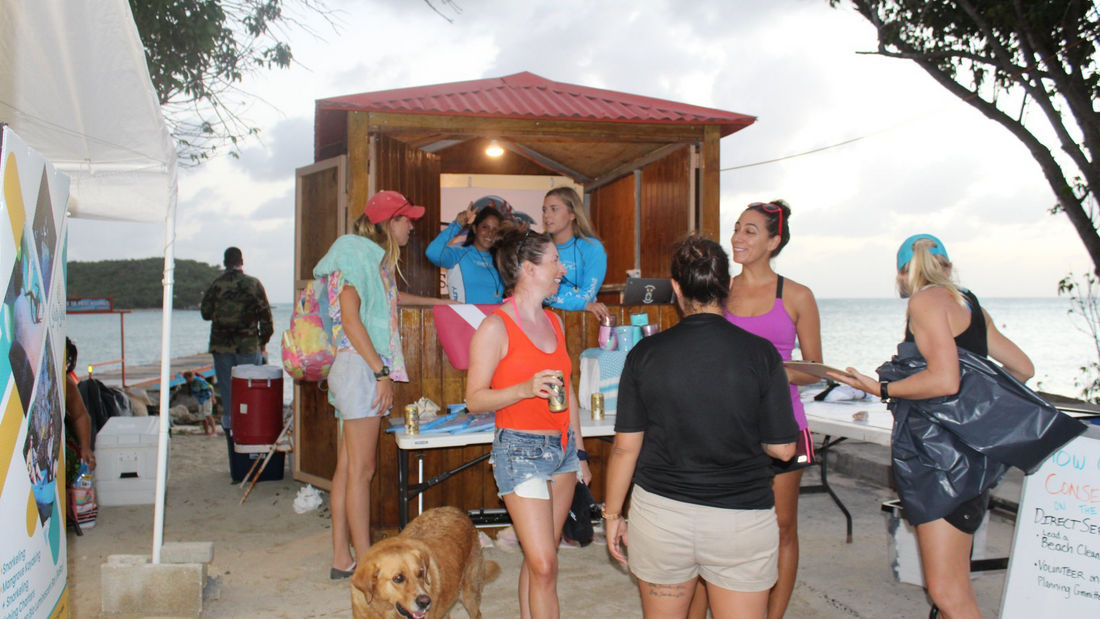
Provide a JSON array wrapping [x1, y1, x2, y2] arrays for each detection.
[[880, 381, 891, 403], [374, 366, 391, 380]]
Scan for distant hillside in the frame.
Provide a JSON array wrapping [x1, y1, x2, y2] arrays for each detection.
[[67, 258, 224, 309]]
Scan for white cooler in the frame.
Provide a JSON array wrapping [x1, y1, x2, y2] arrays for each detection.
[[95, 416, 162, 506]]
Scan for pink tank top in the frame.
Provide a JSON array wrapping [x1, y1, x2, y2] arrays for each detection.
[[724, 276, 807, 430]]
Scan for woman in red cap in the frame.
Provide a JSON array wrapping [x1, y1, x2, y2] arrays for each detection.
[[314, 190, 452, 579]]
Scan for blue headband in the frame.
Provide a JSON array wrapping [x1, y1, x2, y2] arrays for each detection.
[[897, 234, 949, 271]]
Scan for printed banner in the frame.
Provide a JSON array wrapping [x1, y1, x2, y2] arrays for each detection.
[[1, 125, 72, 619]]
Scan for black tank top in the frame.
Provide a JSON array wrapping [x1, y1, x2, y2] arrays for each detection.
[[904, 289, 988, 357]]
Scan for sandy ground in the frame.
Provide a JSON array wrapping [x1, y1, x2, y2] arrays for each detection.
[[67, 431, 1013, 618]]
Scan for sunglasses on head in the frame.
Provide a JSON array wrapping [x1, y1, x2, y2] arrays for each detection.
[[748, 202, 783, 237]]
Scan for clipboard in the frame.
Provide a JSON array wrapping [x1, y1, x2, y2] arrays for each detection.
[[783, 361, 855, 381]]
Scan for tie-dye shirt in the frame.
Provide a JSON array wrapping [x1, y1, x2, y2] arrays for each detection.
[[326, 268, 408, 382]]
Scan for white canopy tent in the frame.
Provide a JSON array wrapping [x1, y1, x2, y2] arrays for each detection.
[[1, 0, 180, 562]]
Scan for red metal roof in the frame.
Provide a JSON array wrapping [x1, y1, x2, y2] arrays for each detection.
[[317, 72, 755, 137]]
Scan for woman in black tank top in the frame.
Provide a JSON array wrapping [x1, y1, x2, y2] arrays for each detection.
[[829, 234, 1033, 619]]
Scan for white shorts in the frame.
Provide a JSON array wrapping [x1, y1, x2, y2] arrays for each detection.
[[328, 351, 386, 420], [199, 399, 213, 419]]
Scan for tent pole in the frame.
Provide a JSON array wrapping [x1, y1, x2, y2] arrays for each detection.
[[151, 177, 178, 564]]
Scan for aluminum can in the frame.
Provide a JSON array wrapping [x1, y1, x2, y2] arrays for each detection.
[[591, 393, 605, 420], [404, 404, 419, 434], [547, 371, 568, 412]]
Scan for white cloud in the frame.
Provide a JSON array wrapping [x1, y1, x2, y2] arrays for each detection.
[[67, 0, 1093, 302]]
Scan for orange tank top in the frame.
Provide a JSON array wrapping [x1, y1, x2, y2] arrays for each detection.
[[490, 308, 572, 441]]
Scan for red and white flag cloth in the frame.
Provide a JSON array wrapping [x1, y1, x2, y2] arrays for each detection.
[[432, 304, 502, 370]]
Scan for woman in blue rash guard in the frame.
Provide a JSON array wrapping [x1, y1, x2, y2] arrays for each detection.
[[426, 199, 505, 304], [541, 187, 609, 321]]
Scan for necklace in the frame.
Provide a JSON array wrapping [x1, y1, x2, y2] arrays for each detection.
[[558, 237, 583, 291]]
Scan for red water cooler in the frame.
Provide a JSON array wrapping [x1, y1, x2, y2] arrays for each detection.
[[230, 364, 283, 445]]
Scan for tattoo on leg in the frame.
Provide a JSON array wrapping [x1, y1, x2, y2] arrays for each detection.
[[644, 582, 690, 598]]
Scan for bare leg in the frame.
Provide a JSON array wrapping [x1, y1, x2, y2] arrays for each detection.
[[638, 578, 697, 619], [330, 427, 354, 571], [707, 582, 769, 619], [506, 473, 575, 619], [915, 519, 983, 619], [687, 580, 709, 619], [767, 468, 803, 618], [343, 416, 382, 564]]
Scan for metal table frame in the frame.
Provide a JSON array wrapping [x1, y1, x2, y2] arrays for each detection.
[[393, 414, 617, 529]]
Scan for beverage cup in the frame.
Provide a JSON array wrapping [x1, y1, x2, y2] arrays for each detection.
[[641, 324, 659, 338], [615, 326, 636, 352], [630, 313, 649, 327], [631, 325, 642, 347], [598, 325, 617, 351]]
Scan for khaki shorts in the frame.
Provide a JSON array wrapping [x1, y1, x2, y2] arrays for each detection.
[[626, 485, 779, 592]]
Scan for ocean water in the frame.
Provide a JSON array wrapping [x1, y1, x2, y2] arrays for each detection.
[[66, 299, 1095, 399]]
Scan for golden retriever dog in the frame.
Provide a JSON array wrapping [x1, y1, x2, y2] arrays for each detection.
[[351, 507, 500, 619]]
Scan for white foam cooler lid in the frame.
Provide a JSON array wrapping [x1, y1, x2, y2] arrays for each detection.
[[97, 416, 160, 447], [231, 364, 283, 380]]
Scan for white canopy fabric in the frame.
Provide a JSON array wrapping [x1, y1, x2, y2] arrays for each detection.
[[0, 0, 177, 222], [0, 0, 179, 563]]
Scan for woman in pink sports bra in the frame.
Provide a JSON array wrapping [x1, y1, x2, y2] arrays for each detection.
[[689, 200, 822, 619]]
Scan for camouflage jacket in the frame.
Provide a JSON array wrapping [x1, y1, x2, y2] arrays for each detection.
[[200, 269, 274, 354]]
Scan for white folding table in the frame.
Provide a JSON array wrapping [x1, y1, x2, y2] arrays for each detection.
[[392, 413, 617, 528]]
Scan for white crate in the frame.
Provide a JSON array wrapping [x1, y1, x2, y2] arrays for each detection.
[[882, 499, 987, 586], [95, 417, 163, 506]]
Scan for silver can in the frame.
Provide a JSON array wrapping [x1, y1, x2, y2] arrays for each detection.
[[548, 371, 568, 412], [404, 404, 419, 434], [591, 393, 605, 420]]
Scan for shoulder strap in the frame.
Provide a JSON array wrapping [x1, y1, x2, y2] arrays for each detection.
[[776, 276, 785, 299], [544, 309, 563, 338]]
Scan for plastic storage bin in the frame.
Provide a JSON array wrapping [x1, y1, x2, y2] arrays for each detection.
[[225, 432, 285, 483], [95, 417, 161, 506], [230, 364, 283, 445], [881, 499, 987, 586]]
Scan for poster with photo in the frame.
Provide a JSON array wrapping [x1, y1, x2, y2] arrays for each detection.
[[0, 125, 72, 619]]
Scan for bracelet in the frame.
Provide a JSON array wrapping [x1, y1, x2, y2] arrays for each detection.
[[576, 449, 589, 461], [601, 510, 621, 521]]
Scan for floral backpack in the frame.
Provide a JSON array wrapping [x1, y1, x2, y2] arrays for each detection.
[[281, 277, 336, 381]]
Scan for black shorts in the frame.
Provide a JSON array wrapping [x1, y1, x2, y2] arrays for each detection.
[[944, 490, 990, 535], [771, 428, 815, 475]]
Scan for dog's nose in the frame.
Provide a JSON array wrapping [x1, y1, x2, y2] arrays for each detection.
[[415, 594, 431, 610]]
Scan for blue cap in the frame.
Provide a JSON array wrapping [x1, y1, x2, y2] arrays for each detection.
[[897, 234, 949, 271]]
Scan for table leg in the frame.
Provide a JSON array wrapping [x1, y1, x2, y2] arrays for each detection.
[[397, 447, 410, 529], [800, 435, 853, 543]]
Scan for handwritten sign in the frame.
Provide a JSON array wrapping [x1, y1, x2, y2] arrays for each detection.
[[1001, 426, 1100, 617]]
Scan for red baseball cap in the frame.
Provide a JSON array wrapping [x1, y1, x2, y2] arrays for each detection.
[[364, 190, 426, 224]]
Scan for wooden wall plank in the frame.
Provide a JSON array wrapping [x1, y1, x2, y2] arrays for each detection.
[[589, 174, 635, 287], [700, 125, 721, 240], [640, 146, 691, 278]]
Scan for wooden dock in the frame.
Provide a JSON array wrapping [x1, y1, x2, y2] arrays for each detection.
[[90, 353, 215, 391]]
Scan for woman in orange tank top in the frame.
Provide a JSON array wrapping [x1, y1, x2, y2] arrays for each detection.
[[467, 228, 592, 619]]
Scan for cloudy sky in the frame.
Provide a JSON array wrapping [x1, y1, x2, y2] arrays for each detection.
[[67, 0, 1091, 304]]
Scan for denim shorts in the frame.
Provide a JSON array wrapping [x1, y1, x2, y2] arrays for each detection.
[[490, 428, 579, 499], [328, 351, 385, 420]]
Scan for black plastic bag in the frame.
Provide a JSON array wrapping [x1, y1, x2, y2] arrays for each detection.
[[877, 342, 1087, 525], [562, 481, 597, 546]]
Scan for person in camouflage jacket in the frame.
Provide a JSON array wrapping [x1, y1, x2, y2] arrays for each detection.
[[200, 247, 273, 436]]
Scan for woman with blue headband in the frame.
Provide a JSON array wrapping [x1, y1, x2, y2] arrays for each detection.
[[830, 234, 1033, 619]]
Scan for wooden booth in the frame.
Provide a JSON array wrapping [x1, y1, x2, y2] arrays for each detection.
[[293, 72, 754, 533]]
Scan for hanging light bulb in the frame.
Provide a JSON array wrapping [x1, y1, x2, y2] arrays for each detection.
[[485, 139, 504, 157]]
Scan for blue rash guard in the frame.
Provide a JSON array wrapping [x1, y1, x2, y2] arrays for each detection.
[[425, 221, 505, 304], [545, 236, 607, 311]]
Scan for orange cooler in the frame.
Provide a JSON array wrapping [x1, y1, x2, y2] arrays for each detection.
[[230, 364, 283, 445]]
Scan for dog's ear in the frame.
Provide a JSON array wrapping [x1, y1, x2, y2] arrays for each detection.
[[418, 549, 432, 587], [350, 563, 379, 604]]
